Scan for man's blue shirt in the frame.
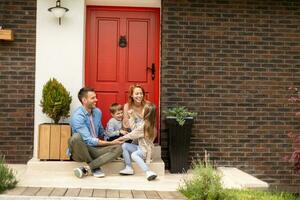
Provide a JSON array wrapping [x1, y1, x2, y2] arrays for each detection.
[[70, 106, 105, 146]]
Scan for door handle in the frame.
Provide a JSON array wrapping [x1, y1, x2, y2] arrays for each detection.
[[147, 63, 155, 80]]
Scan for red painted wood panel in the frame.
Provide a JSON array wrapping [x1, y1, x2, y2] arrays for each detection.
[[97, 19, 119, 82], [128, 20, 148, 82], [96, 92, 118, 125]]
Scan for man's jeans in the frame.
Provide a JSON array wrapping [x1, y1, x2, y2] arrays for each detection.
[[122, 143, 149, 172], [68, 133, 122, 170]]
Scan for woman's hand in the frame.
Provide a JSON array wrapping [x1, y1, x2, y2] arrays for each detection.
[[128, 109, 135, 118]]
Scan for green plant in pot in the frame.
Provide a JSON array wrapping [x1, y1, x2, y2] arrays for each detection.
[[38, 78, 72, 160], [165, 106, 197, 126], [40, 78, 72, 124], [165, 106, 197, 173]]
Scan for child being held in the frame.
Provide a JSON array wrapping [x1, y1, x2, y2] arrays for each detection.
[[105, 103, 127, 141], [113, 103, 158, 181]]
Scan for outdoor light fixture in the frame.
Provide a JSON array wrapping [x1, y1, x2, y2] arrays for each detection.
[[48, 0, 69, 25]]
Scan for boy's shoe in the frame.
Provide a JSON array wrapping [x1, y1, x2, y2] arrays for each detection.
[[92, 168, 105, 178], [146, 171, 157, 181], [115, 156, 123, 161], [119, 166, 134, 175], [73, 166, 88, 178]]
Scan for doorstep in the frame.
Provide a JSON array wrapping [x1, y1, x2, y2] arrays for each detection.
[[27, 157, 165, 176], [6, 164, 269, 193], [9, 160, 182, 191]]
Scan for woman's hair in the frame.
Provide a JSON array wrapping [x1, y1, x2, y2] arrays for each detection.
[[128, 84, 146, 107], [143, 103, 157, 141]]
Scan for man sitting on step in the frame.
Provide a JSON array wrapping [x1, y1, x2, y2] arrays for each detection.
[[68, 87, 123, 178]]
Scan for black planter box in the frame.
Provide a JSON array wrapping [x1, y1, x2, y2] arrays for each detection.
[[166, 117, 194, 173]]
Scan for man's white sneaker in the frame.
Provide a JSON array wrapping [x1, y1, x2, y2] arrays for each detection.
[[119, 166, 134, 175], [146, 171, 157, 181], [73, 167, 88, 178], [92, 168, 105, 178]]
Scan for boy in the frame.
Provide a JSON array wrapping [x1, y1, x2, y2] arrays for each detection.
[[105, 103, 127, 141]]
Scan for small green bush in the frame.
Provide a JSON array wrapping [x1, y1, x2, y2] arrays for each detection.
[[179, 161, 227, 200], [165, 106, 197, 126], [0, 156, 18, 193], [40, 78, 72, 124]]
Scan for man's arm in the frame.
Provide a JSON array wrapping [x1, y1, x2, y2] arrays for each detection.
[[98, 139, 122, 146]]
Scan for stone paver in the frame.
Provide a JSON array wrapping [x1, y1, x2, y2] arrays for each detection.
[[93, 189, 106, 197], [1, 187, 187, 199], [50, 188, 67, 196], [145, 191, 161, 199]]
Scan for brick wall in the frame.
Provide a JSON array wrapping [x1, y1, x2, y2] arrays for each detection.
[[161, 0, 300, 189], [0, 0, 36, 163]]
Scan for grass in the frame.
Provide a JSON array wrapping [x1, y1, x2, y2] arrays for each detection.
[[226, 189, 300, 200]]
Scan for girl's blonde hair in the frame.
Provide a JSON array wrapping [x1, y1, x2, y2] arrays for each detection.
[[143, 103, 157, 141], [127, 84, 146, 107]]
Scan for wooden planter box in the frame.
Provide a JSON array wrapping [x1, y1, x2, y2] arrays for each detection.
[[0, 29, 14, 41], [38, 124, 71, 160]]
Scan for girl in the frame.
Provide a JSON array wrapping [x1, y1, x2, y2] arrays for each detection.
[[114, 103, 157, 181]]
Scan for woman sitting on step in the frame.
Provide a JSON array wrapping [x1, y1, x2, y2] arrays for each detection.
[[113, 102, 157, 181]]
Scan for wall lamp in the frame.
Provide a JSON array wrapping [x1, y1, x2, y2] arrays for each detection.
[[48, 0, 69, 25]]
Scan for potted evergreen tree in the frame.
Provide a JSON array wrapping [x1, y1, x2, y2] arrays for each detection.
[[165, 107, 197, 173], [38, 78, 72, 160]]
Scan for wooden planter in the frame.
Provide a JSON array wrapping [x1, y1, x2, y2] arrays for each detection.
[[38, 124, 71, 160], [0, 29, 14, 41]]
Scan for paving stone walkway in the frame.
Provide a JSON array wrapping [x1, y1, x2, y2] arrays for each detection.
[[2, 187, 186, 199]]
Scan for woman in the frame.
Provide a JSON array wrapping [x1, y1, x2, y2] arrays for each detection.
[[123, 84, 149, 130]]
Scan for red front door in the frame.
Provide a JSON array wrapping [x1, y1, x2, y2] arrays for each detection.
[[85, 6, 160, 138]]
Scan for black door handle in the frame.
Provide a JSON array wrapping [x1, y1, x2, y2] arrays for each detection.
[[147, 63, 155, 80]]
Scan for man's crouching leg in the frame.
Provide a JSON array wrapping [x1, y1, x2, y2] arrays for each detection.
[[68, 133, 92, 178], [88, 144, 122, 172]]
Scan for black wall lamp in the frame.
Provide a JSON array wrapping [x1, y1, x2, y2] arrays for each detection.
[[48, 0, 69, 25]]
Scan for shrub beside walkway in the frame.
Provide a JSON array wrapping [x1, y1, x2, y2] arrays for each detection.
[[2, 187, 186, 199]]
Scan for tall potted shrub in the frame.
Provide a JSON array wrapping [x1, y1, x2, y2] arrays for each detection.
[[165, 107, 197, 173], [38, 78, 72, 160]]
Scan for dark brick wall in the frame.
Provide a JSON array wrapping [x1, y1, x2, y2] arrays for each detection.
[[161, 0, 300, 189], [0, 0, 36, 163]]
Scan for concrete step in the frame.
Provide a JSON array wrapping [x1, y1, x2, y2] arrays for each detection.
[[218, 167, 269, 189], [152, 145, 161, 160], [28, 157, 165, 176], [30, 145, 163, 176]]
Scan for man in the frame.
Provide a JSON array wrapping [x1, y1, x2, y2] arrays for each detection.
[[69, 87, 122, 178]]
